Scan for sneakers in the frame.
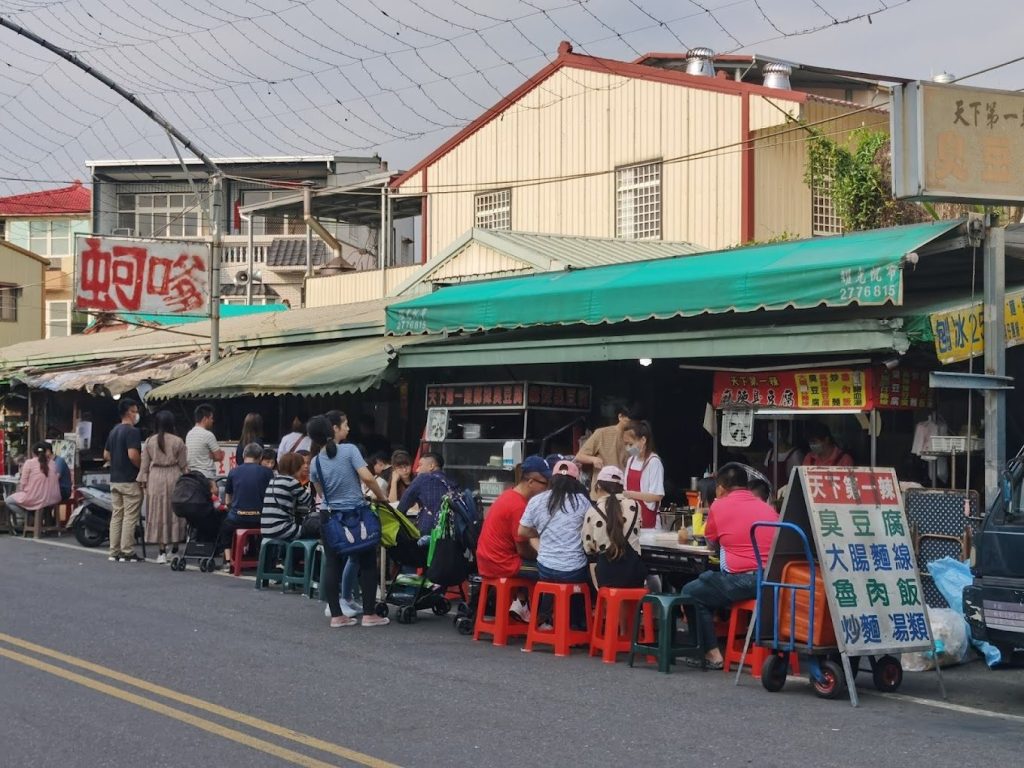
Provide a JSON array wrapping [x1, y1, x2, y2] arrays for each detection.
[[339, 598, 362, 618], [330, 616, 358, 628], [538, 621, 554, 632], [156, 553, 167, 565], [118, 552, 142, 563], [509, 598, 531, 624], [108, 554, 119, 562]]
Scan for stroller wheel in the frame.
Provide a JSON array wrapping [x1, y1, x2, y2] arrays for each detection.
[[398, 606, 416, 624], [432, 598, 452, 617], [374, 602, 390, 618], [198, 558, 208, 573], [455, 616, 473, 636], [177, 558, 187, 571]]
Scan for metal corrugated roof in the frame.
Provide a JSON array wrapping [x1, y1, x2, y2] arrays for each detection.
[[474, 230, 704, 268], [0, 299, 390, 370]]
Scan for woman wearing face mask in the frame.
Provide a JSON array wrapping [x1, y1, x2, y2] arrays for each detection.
[[622, 420, 665, 529], [801, 422, 854, 467]]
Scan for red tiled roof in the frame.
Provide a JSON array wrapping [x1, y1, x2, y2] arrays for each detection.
[[0, 180, 91, 216]]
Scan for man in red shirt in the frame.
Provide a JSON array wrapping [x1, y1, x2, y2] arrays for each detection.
[[475, 456, 551, 621], [680, 463, 779, 669], [802, 422, 854, 467]]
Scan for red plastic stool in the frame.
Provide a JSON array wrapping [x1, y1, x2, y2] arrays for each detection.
[[230, 528, 262, 576], [473, 576, 535, 646], [523, 581, 593, 657], [723, 598, 800, 678], [589, 587, 655, 664]]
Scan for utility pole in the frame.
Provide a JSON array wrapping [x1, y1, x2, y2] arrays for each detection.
[[983, 221, 1007, 494], [0, 15, 224, 361]]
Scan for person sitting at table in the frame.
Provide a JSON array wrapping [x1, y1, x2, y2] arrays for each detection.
[[680, 463, 779, 669], [220, 442, 274, 571], [518, 460, 593, 628], [260, 452, 313, 542], [802, 422, 854, 467], [476, 456, 551, 622], [582, 465, 646, 589]]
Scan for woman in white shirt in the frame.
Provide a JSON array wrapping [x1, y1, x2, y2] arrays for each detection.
[[622, 420, 665, 529]]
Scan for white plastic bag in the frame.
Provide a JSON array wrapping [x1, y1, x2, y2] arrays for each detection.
[[900, 608, 969, 671]]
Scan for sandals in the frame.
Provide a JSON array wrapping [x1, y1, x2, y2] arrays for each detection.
[[361, 616, 390, 628], [330, 616, 358, 628], [683, 656, 724, 670]]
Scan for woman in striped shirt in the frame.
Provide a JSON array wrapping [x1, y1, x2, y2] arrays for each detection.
[[261, 452, 313, 541]]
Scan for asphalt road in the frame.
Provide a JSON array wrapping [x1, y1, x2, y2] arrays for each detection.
[[2, 535, 1023, 768]]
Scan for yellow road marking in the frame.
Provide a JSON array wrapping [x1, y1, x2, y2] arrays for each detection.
[[0, 632, 401, 768], [0, 646, 343, 768]]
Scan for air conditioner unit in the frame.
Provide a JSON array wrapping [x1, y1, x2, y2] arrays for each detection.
[[112, 228, 132, 236], [47, 257, 64, 270]]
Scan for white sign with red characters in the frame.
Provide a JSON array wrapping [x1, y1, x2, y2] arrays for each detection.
[[74, 235, 211, 316]]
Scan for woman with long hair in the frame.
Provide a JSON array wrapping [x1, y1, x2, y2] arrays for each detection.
[[308, 413, 390, 628], [387, 449, 413, 503], [6, 441, 62, 534], [235, 412, 264, 466], [582, 465, 647, 589], [518, 460, 593, 626], [138, 410, 189, 562], [622, 420, 665, 529]]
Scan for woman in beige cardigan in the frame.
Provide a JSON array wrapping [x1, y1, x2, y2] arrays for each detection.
[[138, 410, 188, 563]]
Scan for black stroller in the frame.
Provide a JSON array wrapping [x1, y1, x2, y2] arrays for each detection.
[[169, 471, 224, 572]]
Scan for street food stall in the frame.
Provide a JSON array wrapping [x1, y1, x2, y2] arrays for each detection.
[[419, 381, 590, 505], [711, 365, 934, 493]]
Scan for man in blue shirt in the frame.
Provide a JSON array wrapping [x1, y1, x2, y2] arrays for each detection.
[[221, 442, 273, 571], [398, 452, 453, 535]]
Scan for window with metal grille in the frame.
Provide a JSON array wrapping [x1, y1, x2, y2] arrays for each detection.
[[0, 284, 18, 322], [616, 161, 662, 240], [811, 169, 843, 236], [474, 189, 512, 230], [117, 193, 207, 238]]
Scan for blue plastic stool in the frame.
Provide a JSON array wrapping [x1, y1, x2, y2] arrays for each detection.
[[254, 538, 289, 590]]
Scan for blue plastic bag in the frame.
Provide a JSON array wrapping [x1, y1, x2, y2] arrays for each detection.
[[927, 557, 1002, 667]]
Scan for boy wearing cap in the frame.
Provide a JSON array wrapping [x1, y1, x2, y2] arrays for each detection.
[[476, 456, 552, 621]]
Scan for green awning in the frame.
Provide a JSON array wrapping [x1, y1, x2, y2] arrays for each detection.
[[387, 221, 961, 335], [146, 335, 428, 401], [397, 319, 911, 369]]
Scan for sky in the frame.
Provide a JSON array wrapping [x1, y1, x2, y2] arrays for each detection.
[[0, 0, 1021, 196]]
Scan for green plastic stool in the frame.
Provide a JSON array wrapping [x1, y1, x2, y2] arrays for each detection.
[[282, 539, 319, 594], [254, 538, 289, 590], [628, 593, 706, 674], [305, 544, 324, 599]]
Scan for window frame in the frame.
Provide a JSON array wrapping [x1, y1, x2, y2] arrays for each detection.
[[116, 193, 207, 238], [615, 160, 662, 241], [810, 163, 844, 236], [0, 283, 18, 322], [45, 299, 72, 338], [26, 219, 73, 262], [473, 188, 512, 231]]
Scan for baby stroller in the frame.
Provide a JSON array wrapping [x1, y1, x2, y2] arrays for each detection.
[[374, 501, 446, 624], [169, 471, 223, 573], [375, 490, 481, 625]]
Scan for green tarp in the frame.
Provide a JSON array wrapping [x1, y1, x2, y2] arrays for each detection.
[[386, 221, 960, 335], [146, 335, 427, 401]]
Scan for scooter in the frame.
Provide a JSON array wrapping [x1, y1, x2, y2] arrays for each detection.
[[67, 483, 113, 547]]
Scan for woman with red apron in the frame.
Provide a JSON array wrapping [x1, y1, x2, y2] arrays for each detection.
[[622, 420, 665, 529]]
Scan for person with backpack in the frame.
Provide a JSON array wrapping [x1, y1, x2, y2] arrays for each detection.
[[308, 413, 390, 628], [582, 465, 647, 589], [397, 451, 453, 535]]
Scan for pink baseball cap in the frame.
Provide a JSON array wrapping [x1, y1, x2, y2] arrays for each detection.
[[595, 465, 624, 484], [552, 459, 580, 479]]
